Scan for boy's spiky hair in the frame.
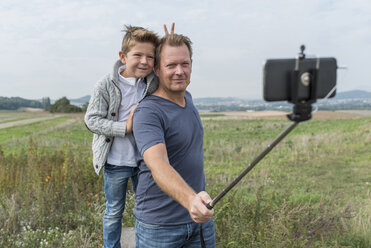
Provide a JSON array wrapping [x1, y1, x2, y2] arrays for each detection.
[[121, 25, 160, 55]]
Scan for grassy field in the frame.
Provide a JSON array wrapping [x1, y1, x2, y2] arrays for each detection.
[[0, 111, 370, 247]]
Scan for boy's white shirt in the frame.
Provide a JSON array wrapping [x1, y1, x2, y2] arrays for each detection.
[[106, 65, 146, 166]]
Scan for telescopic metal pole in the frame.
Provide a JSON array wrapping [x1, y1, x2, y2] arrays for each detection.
[[206, 121, 299, 209]]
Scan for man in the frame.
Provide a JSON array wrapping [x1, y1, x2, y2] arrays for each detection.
[[133, 33, 216, 247]]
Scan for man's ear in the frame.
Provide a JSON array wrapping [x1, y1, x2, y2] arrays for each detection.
[[119, 51, 126, 64]]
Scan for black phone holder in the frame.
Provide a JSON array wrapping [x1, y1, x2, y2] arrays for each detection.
[[287, 45, 318, 122]]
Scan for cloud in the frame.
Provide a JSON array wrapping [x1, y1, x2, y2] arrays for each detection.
[[0, 0, 370, 99]]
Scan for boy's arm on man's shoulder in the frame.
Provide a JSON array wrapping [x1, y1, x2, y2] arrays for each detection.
[[84, 81, 127, 137]]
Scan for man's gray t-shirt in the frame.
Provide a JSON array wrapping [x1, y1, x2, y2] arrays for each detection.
[[133, 91, 205, 225]]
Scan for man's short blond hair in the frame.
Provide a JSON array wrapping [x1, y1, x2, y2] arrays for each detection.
[[121, 25, 160, 55], [156, 34, 193, 66]]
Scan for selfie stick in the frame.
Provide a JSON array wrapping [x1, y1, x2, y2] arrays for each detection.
[[206, 45, 318, 210]]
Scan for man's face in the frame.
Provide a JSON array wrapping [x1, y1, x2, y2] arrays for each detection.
[[119, 42, 155, 78], [155, 43, 192, 93]]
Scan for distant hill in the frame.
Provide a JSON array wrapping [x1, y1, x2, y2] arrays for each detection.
[[69, 95, 90, 107], [195, 90, 371, 104], [70, 95, 90, 103], [192, 90, 371, 112], [1, 90, 370, 111], [62, 90, 371, 106], [193, 97, 242, 104], [334, 90, 371, 99]]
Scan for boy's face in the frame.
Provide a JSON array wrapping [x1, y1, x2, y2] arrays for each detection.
[[119, 42, 155, 78]]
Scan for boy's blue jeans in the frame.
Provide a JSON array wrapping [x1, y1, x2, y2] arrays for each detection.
[[135, 218, 216, 248], [103, 163, 138, 248]]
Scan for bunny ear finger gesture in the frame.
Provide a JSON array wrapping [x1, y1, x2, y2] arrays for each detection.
[[163, 22, 175, 35]]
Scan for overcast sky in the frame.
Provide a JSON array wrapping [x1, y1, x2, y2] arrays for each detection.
[[0, 0, 370, 100]]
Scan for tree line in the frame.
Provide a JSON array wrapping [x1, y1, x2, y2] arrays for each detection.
[[0, 96, 88, 113], [0, 97, 51, 110]]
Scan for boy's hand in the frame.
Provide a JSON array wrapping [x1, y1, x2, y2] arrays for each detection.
[[126, 104, 138, 133], [163, 22, 175, 35]]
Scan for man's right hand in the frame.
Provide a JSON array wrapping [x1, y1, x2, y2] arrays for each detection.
[[188, 191, 214, 223]]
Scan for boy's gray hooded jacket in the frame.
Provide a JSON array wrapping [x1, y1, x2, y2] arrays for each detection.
[[84, 60, 158, 175]]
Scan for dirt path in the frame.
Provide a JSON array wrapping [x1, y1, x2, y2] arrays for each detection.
[[0, 115, 62, 129], [121, 227, 135, 248]]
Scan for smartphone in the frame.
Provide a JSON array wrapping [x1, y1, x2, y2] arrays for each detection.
[[263, 57, 337, 102]]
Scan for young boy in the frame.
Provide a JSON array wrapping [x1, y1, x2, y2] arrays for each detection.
[[84, 25, 160, 248]]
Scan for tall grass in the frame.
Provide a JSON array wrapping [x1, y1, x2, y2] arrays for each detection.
[[0, 114, 370, 247], [203, 118, 371, 247], [0, 138, 105, 247]]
